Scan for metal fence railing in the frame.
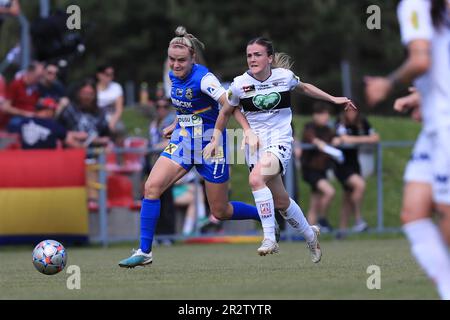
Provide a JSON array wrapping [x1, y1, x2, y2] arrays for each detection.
[[88, 141, 415, 246]]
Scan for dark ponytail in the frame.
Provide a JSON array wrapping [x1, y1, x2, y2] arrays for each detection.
[[247, 37, 294, 70], [431, 0, 446, 28]]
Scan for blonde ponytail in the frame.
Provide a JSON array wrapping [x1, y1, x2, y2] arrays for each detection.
[[169, 26, 205, 54]]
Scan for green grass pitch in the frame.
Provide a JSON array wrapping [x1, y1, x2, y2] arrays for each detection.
[[0, 237, 437, 300]]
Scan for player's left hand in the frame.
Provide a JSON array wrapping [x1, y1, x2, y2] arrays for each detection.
[[364, 76, 392, 107], [203, 140, 220, 160], [393, 87, 420, 113]]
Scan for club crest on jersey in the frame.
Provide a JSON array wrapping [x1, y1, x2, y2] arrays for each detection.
[[273, 81, 286, 87], [185, 88, 193, 100], [252, 92, 281, 111], [411, 11, 419, 29], [242, 85, 255, 93], [191, 115, 202, 125], [227, 89, 233, 100]]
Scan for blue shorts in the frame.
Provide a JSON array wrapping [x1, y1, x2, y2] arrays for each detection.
[[161, 124, 229, 184]]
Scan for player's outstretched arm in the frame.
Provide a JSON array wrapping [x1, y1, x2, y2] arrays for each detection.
[[364, 39, 430, 107], [296, 82, 356, 111]]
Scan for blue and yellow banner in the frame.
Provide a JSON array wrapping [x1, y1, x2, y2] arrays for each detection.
[[0, 149, 88, 245]]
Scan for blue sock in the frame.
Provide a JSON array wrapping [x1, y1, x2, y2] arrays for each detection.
[[230, 201, 261, 221], [139, 199, 160, 253]]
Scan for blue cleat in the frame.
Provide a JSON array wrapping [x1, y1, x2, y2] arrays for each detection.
[[118, 249, 153, 268]]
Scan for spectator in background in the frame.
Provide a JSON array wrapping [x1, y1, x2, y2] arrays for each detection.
[[96, 65, 125, 137], [0, 0, 20, 29], [57, 79, 111, 203], [138, 82, 168, 120], [173, 170, 207, 236], [1, 61, 44, 125], [57, 78, 110, 147], [148, 97, 176, 152], [38, 63, 69, 115], [0, 74, 6, 129], [7, 97, 87, 149], [154, 82, 166, 100], [301, 102, 344, 232], [333, 108, 379, 237]]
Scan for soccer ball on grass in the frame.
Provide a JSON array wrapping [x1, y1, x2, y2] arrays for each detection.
[[32, 240, 68, 275]]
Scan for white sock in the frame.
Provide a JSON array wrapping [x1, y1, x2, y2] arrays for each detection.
[[279, 198, 315, 243], [252, 187, 276, 242], [403, 218, 450, 300], [182, 216, 195, 235]]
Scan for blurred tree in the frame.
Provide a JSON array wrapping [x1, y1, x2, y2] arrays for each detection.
[[10, 0, 405, 113]]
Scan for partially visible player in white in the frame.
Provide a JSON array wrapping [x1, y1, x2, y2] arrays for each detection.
[[365, 0, 450, 300], [204, 37, 355, 261]]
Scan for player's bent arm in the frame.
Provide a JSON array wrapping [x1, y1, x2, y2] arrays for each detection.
[[364, 40, 431, 107], [211, 93, 235, 142], [233, 107, 260, 154], [232, 107, 251, 131], [388, 39, 431, 87], [203, 94, 234, 159], [162, 117, 178, 139]]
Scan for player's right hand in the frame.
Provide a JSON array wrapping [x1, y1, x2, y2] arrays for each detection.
[[393, 87, 420, 113], [162, 124, 176, 139], [241, 129, 261, 155]]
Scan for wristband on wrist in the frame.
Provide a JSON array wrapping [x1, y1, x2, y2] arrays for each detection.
[[387, 74, 400, 88]]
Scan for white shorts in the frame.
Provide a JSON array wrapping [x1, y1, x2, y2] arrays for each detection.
[[404, 127, 450, 205], [245, 131, 293, 176]]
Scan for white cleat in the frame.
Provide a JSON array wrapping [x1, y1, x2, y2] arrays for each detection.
[[118, 249, 153, 268], [257, 238, 279, 256], [307, 225, 322, 263]]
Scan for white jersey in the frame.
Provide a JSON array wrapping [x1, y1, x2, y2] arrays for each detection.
[[227, 68, 300, 144], [398, 0, 450, 132]]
